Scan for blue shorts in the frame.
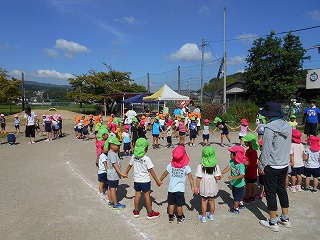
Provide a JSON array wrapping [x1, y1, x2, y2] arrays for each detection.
[[152, 134, 159, 138], [202, 134, 209, 140], [232, 186, 244, 202], [108, 180, 119, 188], [221, 130, 229, 135], [179, 132, 186, 136], [123, 142, 131, 151], [291, 167, 304, 176], [304, 167, 320, 178], [167, 192, 185, 206], [189, 130, 197, 139], [134, 182, 151, 192], [98, 172, 108, 183]]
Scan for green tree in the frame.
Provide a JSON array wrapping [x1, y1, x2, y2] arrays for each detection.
[[67, 65, 147, 113], [0, 68, 22, 103], [245, 31, 309, 106]]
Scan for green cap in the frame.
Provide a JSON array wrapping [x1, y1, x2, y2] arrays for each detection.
[[97, 125, 109, 140], [113, 118, 120, 124], [290, 115, 296, 119], [180, 115, 185, 119], [134, 138, 150, 158], [191, 116, 196, 121], [213, 117, 222, 124], [108, 136, 121, 146], [155, 116, 160, 120], [132, 117, 138, 123], [241, 133, 260, 150], [201, 146, 217, 167]]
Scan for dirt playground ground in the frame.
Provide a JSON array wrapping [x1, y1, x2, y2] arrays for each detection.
[[0, 110, 319, 240]]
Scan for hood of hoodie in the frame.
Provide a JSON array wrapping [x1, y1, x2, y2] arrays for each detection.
[[265, 118, 291, 139]]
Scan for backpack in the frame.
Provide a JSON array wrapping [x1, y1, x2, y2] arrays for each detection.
[[7, 133, 16, 145]]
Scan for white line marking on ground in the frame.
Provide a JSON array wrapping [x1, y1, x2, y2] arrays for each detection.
[[65, 161, 150, 240]]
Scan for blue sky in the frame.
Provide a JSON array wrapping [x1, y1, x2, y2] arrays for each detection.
[[1, 0, 319, 92]]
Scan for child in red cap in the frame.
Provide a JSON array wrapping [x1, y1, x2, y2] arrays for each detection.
[[159, 145, 195, 223], [221, 146, 248, 214]]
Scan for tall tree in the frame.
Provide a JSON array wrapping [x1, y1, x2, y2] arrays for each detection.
[[0, 68, 22, 103], [245, 32, 309, 106]]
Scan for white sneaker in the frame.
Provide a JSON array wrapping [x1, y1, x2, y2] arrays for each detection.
[[45, 139, 49, 142], [296, 185, 302, 192], [260, 220, 279, 232], [290, 186, 296, 193], [276, 216, 291, 228]]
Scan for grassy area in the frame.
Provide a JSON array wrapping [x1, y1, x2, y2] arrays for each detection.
[[0, 103, 97, 115]]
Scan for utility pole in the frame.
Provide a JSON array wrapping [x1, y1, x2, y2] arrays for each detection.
[[178, 66, 181, 94], [21, 72, 25, 111], [200, 38, 205, 104], [223, 7, 227, 114], [147, 73, 150, 93]]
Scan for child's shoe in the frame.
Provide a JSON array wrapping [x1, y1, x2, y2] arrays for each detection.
[[199, 215, 207, 223], [177, 214, 185, 224], [133, 209, 140, 218], [303, 186, 312, 191], [228, 143, 232, 147], [206, 212, 214, 221], [147, 210, 160, 219], [168, 214, 175, 223], [276, 216, 291, 228], [296, 185, 302, 192], [311, 188, 318, 193], [108, 202, 114, 208], [113, 203, 126, 209], [221, 143, 225, 147], [259, 220, 279, 232], [290, 186, 296, 193], [228, 207, 239, 214], [238, 204, 246, 210]]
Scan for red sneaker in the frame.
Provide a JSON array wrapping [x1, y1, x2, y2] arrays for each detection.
[[147, 210, 160, 219], [133, 210, 140, 218]]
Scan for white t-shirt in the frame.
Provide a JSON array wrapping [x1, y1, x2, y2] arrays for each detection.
[[159, 119, 165, 126], [129, 155, 154, 182], [24, 112, 35, 126], [126, 110, 137, 124], [98, 153, 107, 174], [290, 143, 305, 168], [195, 164, 221, 197]]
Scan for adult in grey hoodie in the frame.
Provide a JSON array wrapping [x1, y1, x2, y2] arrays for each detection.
[[258, 102, 292, 232]]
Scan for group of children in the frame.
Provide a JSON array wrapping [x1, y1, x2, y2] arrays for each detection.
[[43, 114, 63, 141]]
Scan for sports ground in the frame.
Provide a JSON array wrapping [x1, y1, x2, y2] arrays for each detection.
[[0, 110, 319, 240]]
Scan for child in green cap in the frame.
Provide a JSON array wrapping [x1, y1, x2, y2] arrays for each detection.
[[106, 136, 128, 209], [125, 138, 162, 219], [289, 115, 298, 129], [241, 133, 259, 204], [195, 146, 222, 223]]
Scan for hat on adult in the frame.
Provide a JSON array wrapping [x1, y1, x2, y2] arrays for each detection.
[[167, 119, 173, 126], [241, 133, 260, 150], [306, 136, 320, 151], [204, 119, 210, 124], [155, 116, 160, 121], [309, 99, 316, 104], [240, 118, 248, 126], [171, 145, 190, 168], [108, 136, 121, 146], [201, 146, 217, 168], [134, 138, 150, 158], [213, 117, 222, 124], [259, 102, 284, 117], [228, 146, 248, 164], [292, 129, 302, 144]]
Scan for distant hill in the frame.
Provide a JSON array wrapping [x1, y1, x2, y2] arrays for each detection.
[[24, 80, 70, 89]]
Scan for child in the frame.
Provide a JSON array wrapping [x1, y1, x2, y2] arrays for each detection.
[[159, 115, 166, 140], [34, 115, 41, 134], [166, 119, 173, 148], [58, 115, 63, 137], [257, 140, 265, 199], [42, 114, 46, 133], [289, 129, 305, 192], [125, 138, 161, 219], [188, 116, 198, 147], [221, 146, 248, 214], [89, 114, 94, 133], [212, 117, 232, 147], [52, 115, 60, 140], [107, 136, 128, 209], [195, 146, 221, 223], [14, 115, 21, 133], [254, 116, 266, 141], [178, 116, 187, 146], [82, 119, 90, 140], [232, 118, 254, 146], [0, 113, 6, 133], [122, 125, 131, 156], [174, 116, 180, 139], [201, 119, 211, 146], [152, 116, 162, 149], [98, 150, 109, 201], [159, 145, 195, 223], [95, 125, 109, 167], [303, 136, 320, 192], [44, 115, 53, 142], [241, 134, 259, 204], [138, 120, 147, 139], [131, 118, 139, 149], [289, 115, 298, 129]]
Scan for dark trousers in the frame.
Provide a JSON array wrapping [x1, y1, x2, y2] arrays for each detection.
[[264, 165, 289, 211], [167, 136, 172, 145]]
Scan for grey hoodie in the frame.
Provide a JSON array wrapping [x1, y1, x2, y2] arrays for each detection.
[[260, 118, 292, 168]]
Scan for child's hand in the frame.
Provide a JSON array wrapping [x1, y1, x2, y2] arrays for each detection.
[[228, 176, 233, 180], [156, 180, 162, 187], [121, 173, 128, 178]]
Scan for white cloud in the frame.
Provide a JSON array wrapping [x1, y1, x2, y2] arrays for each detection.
[[9, 70, 24, 77], [228, 55, 246, 65], [236, 33, 258, 44], [44, 48, 59, 58], [308, 10, 320, 21], [98, 23, 126, 42], [54, 39, 89, 58], [169, 43, 211, 61], [198, 6, 210, 14], [34, 70, 74, 79], [237, 69, 245, 73], [114, 16, 140, 25]]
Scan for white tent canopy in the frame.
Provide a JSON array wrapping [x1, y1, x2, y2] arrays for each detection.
[[143, 84, 189, 101]]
